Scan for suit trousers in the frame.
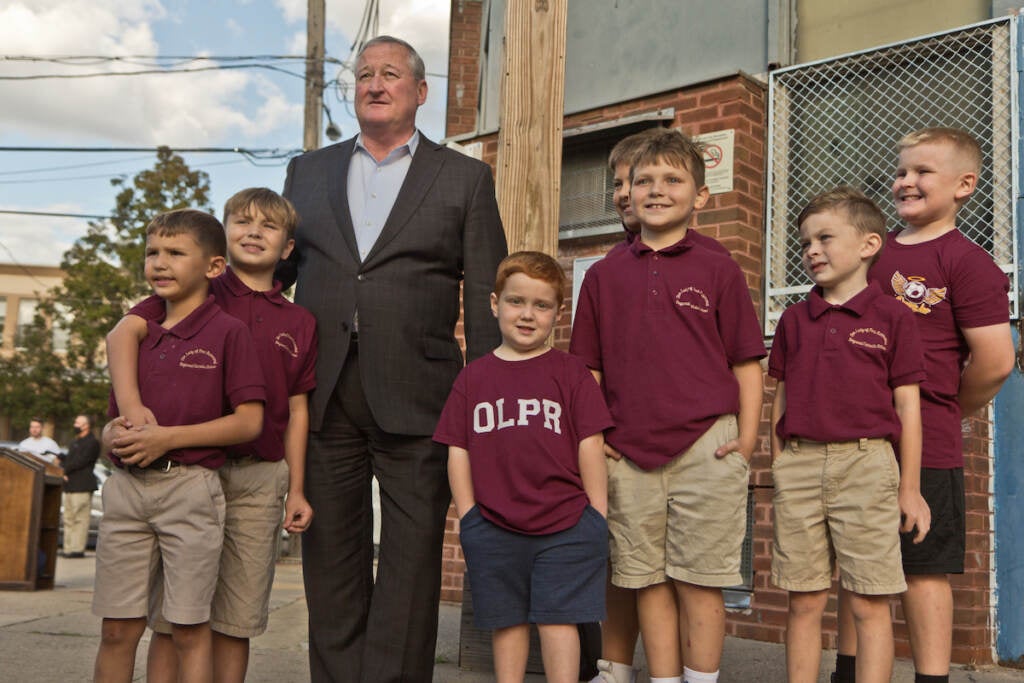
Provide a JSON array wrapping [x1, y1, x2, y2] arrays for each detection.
[[303, 346, 451, 683], [62, 491, 92, 554]]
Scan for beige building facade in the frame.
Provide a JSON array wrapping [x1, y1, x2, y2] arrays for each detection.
[[0, 264, 64, 440], [795, 0, 991, 61]]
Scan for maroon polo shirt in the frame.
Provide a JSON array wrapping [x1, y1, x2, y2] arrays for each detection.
[[433, 349, 612, 535], [768, 283, 925, 444], [109, 295, 266, 469], [869, 229, 1010, 468], [570, 232, 766, 470], [130, 267, 318, 462]]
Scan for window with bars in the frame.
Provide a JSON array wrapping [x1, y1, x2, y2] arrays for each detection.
[[765, 17, 1017, 333], [15, 298, 37, 349], [559, 141, 619, 240]]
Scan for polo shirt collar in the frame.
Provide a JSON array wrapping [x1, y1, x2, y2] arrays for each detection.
[[807, 281, 882, 319], [353, 130, 420, 162], [220, 266, 286, 305], [143, 295, 220, 349], [628, 228, 697, 257]]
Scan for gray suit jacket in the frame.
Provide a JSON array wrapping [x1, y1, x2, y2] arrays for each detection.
[[278, 134, 507, 434]]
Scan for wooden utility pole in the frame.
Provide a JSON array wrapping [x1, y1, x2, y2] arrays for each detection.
[[495, 0, 568, 255], [284, 0, 325, 560], [303, 0, 326, 151]]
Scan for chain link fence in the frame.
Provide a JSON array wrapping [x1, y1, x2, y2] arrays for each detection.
[[765, 17, 1017, 333]]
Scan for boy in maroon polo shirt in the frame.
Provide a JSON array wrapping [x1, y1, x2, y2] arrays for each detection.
[[593, 128, 734, 683], [834, 130, 1014, 683], [571, 129, 766, 683], [435, 251, 612, 683], [105, 189, 317, 683], [769, 187, 929, 683], [93, 209, 266, 683]]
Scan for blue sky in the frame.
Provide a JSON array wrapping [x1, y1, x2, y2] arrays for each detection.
[[0, 0, 451, 267]]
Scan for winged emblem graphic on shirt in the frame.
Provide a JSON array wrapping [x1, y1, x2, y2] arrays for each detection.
[[891, 271, 947, 314]]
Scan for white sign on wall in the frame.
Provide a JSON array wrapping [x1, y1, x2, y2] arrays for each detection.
[[571, 255, 603, 323], [693, 129, 735, 195]]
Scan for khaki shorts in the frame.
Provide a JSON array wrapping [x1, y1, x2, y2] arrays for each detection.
[[92, 466, 225, 625], [151, 458, 289, 637], [771, 438, 906, 595], [607, 414, 749, 589]]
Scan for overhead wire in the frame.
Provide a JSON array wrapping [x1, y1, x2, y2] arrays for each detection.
[[0, 154, 155, 176], [0, 157, 252, 185]]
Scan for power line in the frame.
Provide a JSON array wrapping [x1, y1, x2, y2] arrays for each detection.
[[1, 54, 324, 62], [0, 145, 299, 157], [0, 238, 63, 288], [0, 209, 110, 220], [0, 63, 309, 81], [0, 154, 155, 176], [0, 158, 251, 185], [0, 54, 350, 82]]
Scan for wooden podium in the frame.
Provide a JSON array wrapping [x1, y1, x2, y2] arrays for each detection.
[[0, 448, 63, 590]]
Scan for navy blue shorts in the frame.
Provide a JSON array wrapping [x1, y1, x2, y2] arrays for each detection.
[[459, 505, 608, 630], [901, 467, 965, 575]]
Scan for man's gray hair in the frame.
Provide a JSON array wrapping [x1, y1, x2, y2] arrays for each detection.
[[357, 35, 426, 82]]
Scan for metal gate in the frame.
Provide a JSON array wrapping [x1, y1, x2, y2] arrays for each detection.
[[765, 16, 1018, 333]]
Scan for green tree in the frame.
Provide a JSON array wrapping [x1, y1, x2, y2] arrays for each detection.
[[0, 147, 213, 435]]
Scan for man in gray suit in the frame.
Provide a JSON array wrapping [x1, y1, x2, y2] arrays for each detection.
[[278, 35, 507, 683]]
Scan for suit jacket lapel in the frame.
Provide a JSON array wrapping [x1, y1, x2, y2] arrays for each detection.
[[363, 136, 444, 265], [325, 139, 361, 263]]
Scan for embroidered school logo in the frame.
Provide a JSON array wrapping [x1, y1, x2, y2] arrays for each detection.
[[848, 327, 888, 351], [674, 286, 710, 313], [275, 332, 299, 358], [891, 271, 946, 315], [180, 348, 218, 369]]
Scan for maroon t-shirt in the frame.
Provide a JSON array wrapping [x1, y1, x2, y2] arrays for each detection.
[[131, 267, 318, 462], [769, 283, 925, 443], [433, 349, 613, 535], [570, 232, 766, 470], [109, 295, 266, 469], [869, 230, 1010, 468]]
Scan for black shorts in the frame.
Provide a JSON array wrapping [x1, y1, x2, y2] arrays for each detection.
[[900, 467, 965, 575]]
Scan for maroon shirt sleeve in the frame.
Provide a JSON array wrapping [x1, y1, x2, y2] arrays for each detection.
[[128, 294, 165, 321], [289, 314, 318, 397], [888, 304, 926, 388], [222, 323, 267, 408], [716, 261, 768, 365], [569, 360, 614, 441], [950, 244, 1010, 329], [767, 308, 791, 381], [569, 268, 603, 372], [433, 367, 469, 448]]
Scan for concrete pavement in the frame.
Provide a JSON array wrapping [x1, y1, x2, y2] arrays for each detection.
[[1, 554, 1022, 682]]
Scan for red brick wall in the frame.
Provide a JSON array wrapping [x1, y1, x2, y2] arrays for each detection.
[[440, 20, 996, 664], [446, 0, 484, 138]]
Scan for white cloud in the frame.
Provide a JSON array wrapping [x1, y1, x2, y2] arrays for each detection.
[[0, 1, 299, 146], [0, 206, 85, 268], [274, 0, 305, 25], [316, 0, 451, 139], [225, 17, 243, 37], [286, 30, 306, 55]]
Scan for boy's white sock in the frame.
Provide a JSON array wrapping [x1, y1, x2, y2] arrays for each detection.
[[649, 677, 683, 683], [682, 666, 719, 683], [592, 659, 637, 683]]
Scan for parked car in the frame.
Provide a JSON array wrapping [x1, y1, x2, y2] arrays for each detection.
[[58, 460, 110, 551]]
